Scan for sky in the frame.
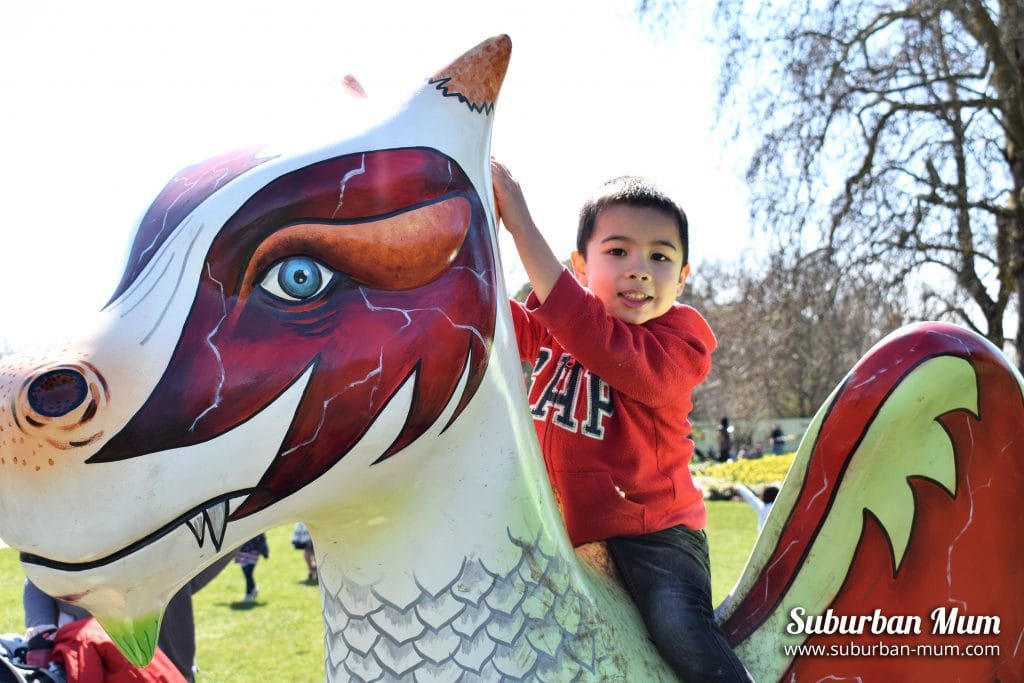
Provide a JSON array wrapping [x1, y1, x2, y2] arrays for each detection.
[[0, 0, 751, 344]]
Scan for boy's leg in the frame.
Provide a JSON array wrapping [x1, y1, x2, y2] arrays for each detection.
[[607, 526, 752, 682]]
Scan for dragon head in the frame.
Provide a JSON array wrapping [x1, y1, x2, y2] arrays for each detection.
[[0, 35, 510, 664]]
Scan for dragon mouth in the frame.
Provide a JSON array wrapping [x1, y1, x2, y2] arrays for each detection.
[[16, 361, 425, 574], [9, 363, 320, 571], [20, 491, 253, 571]]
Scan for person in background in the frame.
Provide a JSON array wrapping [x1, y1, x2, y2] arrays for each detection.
[[717, 417, 734, 461], [235, 533, 269, 603], [737, 443, 764, 460], [734, 483, 780, 531], [770, 424, 788, 455], [291, 522, 317, 583]]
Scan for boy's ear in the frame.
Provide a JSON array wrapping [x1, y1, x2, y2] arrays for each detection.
[[570, 251, 588, 285], [676, 263, 691, 296]]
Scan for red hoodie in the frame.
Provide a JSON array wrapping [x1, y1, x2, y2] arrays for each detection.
[[511, 270, 716, 546]]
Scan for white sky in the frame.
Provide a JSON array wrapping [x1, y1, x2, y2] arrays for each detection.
[[0, 0, 751, 343]]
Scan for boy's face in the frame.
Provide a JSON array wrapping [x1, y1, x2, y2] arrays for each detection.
[[570, 204, 690, 325]]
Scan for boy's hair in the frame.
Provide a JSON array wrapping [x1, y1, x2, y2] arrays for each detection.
[[576, 176, 689, 265]]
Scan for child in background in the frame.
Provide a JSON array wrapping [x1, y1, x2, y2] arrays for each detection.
[[291, 522, 317, 583], [235, 533, 269, 603], [734, 483, 779, 531], [493, 159, 751, 681]]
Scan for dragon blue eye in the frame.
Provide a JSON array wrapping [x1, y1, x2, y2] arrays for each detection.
[[260, 256, 333, 302], [279, 257, 321, 298]]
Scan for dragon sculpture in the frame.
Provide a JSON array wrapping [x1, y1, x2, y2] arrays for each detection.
[[0, 35, 1021, 682]]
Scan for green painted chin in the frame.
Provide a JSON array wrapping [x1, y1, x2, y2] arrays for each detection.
[[95, 611, 162, 668]]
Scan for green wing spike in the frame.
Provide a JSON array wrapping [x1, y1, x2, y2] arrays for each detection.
[[855, 356, 969, 572]]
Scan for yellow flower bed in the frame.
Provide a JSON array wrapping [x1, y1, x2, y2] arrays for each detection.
[[695, 453, 795, 484], [692, 453, 796, 500]]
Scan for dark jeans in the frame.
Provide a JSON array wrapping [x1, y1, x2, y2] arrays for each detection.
[[607, 525, 752, 682]]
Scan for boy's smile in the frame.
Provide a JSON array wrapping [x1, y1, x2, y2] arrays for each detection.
[[570, 204, 690, 325]]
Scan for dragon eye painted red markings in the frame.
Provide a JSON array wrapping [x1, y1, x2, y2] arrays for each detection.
[[89, 148, 496, 521]]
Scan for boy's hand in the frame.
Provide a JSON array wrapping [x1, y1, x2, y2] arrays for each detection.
[[490, 158, 564, 303], [490, 158, 536, 237]]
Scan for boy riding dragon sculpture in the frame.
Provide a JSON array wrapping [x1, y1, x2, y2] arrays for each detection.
[[0, 35, 1021, 681]]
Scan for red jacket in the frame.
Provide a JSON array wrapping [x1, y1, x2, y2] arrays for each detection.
[[52, 617, 185, 683], [512, 270, 716, 546]]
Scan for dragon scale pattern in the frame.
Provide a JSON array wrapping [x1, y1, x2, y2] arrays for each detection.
[[322, 535, 615, 681]]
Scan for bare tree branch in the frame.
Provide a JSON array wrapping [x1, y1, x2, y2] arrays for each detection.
[[638, 0, 1023, 369]]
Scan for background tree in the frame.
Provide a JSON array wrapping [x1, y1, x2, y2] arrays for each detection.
[[686, 251, 909, 425], [640, 0, 1024, 371]]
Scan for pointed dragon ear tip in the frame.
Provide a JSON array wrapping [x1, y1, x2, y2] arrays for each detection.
[[471, 34, 511, 57], [490, 34, 512, 56], [428, 34, 512, 114]]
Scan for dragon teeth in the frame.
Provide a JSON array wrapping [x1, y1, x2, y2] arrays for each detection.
[[186, 513, 206, 546], [205, 501, 228, 550], [184, 501, 229, 550]]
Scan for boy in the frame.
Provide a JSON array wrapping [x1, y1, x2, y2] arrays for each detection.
[[492, 159, 751, 682]]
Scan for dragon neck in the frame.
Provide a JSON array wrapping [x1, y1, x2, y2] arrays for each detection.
[[303, 327, 674, 680]]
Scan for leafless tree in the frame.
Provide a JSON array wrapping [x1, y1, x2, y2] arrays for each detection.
[[640, 0, 1024, 370], [686, 251, 909, 422]]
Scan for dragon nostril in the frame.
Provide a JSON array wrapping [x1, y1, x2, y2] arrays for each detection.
[[27, 369, 90, 418]]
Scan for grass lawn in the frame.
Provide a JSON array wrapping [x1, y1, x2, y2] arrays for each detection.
[[0, 501, 759, 680], [706, 500, 760, 605]]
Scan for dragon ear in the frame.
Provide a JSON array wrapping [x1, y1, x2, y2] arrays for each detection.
[[428, 34, 511, 113]]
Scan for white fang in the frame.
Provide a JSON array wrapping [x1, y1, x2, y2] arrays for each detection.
[[185, 501, 229, 550]]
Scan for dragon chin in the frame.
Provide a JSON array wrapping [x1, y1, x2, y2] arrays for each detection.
[[96, 613, 163, 668]]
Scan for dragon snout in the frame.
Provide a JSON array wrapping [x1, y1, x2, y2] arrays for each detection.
[[9, 362, 109, 451]]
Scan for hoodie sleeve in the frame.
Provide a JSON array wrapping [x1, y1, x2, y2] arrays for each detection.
[[509, 297, 546, 363], [525, 270, 716, 407]]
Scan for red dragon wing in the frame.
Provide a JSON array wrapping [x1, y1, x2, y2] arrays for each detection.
[[719, 321, 1024, 681]]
